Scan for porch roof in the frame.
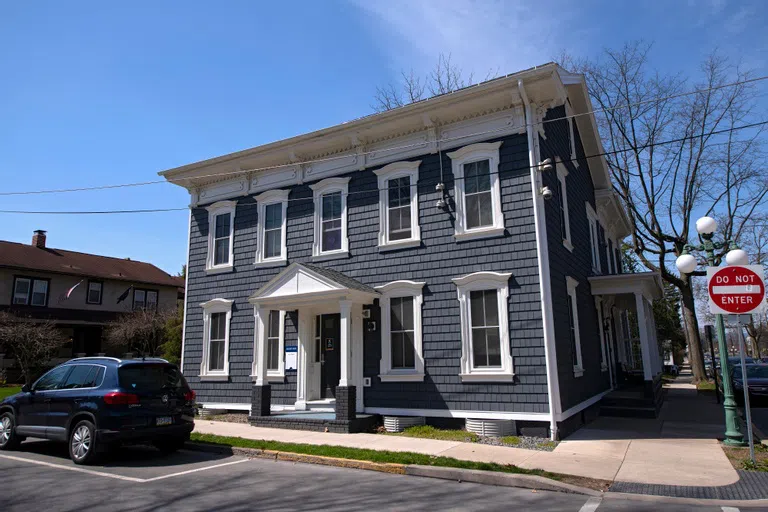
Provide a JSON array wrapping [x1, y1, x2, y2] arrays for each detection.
[[248, 262, 379, 308], [588, 271, 664, 301]]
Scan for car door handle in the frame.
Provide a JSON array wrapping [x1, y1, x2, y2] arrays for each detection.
[[43, 398, 52, 403]]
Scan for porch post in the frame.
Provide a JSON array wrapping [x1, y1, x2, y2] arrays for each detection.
[[251, 305, 271, 416], [336, 299, 356, 421], [634, 292, 653, 382]]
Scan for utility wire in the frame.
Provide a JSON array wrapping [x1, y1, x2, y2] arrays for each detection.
[[1, 75, 766, 197], [2, 119, 766, 215]]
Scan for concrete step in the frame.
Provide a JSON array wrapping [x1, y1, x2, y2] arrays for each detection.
[[599, 404, 658, 418]]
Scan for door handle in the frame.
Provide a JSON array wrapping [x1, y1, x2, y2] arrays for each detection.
[[43, 398, 52, 403]]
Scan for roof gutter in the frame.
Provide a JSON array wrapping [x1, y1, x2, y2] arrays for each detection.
[[518, 79, 562, 441]]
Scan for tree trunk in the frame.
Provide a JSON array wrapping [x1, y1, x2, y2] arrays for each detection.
[[680, 283, 707, 383]]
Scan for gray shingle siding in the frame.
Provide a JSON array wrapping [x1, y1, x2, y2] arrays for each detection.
[[540, 105, 611, 412], [183, 132, 549, 414]]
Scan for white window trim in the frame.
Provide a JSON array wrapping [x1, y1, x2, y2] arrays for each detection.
[[585, 203, 601, 274], [556, 163, 573, 252], [566, 276, 584, 377], [452, 271, 514, 382], [254, 189, 289, 267], [200, 298, 234, 381], [251, 309, 286, 382], [375, 280, 425, 382], [564, 101, 578, 165], [310, 177, 350, 261], [86, 281, 103, 304], [205, 200, 237, 274], [373, 160, 421, 251], [596, 297, 608, 372], [447, 142, 505, 242]]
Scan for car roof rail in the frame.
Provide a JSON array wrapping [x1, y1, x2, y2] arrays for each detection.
[[68, 356, 122, 363]]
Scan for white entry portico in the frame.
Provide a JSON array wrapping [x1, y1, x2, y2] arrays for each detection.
[[248, 263, 379, 414]]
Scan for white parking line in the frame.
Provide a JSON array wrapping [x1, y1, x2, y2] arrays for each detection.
[[0, 452, 250, 483], [578, 497, 602, 512], [721, 507, 740, 512]]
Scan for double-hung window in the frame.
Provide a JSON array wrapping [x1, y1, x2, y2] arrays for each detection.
[[252, 309, 286, 382], [586, 203, 601, 273], [566, 276, 584, 377], [254, 190, 289, 267], [133, 288, 158, 311], [12, 277, 49, 306], [200, 298, 233, 380], [447, 142, 505, 241], [205, 201, 237, 274], [86, 280, 103, 305], [556, 163, 573, 251], [374, 160, 421, 250], [452, 271, 514, 382], [310, 177, 350, 261], [376, 280, 425, 381]]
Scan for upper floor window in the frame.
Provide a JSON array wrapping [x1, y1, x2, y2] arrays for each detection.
[[452, 271, 513, 382], [310, 177, 350, 261], [555, 162, 573, 251], [86, 280, 103, 305], [373, 161, 421, 250], [200, 298, 233, 380], [447, 142, 505, 241], [133, 288, 158, 311], [376, 280, 425, 382], [12, 276, 49, 307], [585, 203, 601, 273], [566, 276, 584, 377], [564, 100, 578, 165], [254, 189, 289, 267], [205, 200, 237, 274]]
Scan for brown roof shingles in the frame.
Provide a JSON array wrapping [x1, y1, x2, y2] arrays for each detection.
[[0, 240, 181, 288]]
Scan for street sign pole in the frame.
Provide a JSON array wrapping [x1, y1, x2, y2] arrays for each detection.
[[732, 314, 756, 464]]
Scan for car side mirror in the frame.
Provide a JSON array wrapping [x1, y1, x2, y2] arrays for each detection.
[[21, 384, 31, 393]]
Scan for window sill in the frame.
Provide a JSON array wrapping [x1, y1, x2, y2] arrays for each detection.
[[205, 264, 234, 275], [312, 250, 349, 262], [251, 374, 286, 383], [459, 372, 515, 383], [379, 373, 425, 382], [200, 374, 230, 382], [563, 239, 574, 252], [454, 226, 506, 242], [378, 239, 421, 252], [573, 367, 584, 378], [253, 258, 288, 269]]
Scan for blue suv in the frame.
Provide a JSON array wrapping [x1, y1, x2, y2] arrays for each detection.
[[0, 357, 195, 465]]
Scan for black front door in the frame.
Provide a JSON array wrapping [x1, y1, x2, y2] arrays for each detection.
[[320, 314, 341, 399]]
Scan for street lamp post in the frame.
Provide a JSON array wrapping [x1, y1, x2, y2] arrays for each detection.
[[676, 216, 747, 446]]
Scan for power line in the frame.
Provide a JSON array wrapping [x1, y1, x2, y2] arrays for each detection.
[[1, 74, 766, 197], [2, 119, 766, 215]]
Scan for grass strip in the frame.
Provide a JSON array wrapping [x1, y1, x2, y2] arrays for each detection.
[[190, 432, 562, 481], [0, 387, 21, 400]]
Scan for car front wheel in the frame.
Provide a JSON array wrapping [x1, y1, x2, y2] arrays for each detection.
[[0, 412, 22, 451], [69, 420, 99, 465]]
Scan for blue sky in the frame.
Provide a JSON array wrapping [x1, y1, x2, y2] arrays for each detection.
[[1, 0, 766, 275]]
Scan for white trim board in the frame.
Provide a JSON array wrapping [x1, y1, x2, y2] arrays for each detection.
[[200, 402, 251, 412], [364, 407, 549, 422], [554, 389, 611, 422]]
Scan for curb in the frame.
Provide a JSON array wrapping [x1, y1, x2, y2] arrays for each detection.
[[605, 492, 768, 509], [185, 441, 597, 495]]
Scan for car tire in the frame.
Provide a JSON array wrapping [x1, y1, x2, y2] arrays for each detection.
[[0, 412, 22, 451], [153, 436, 187, 455], [69, 420, 99, 465]]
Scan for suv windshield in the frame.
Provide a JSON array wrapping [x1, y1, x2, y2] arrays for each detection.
[[118, 364, 187, 393], [733, 365, 768, 379]]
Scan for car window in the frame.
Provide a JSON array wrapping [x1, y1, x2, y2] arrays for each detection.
[[33, 366, 71, 391], [118, 364, 187, 393], [61, 365, 105, 389]]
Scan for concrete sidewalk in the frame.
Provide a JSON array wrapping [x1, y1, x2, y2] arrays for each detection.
[[193, 374, 739, 486]]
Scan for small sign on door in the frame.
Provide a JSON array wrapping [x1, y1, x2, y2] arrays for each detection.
[[325, 338, 334, 350]]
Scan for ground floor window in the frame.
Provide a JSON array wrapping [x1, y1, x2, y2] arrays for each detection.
[[200, 298, 233, 380], [566, 277, 584, 377], [375, 280, 425, 382]]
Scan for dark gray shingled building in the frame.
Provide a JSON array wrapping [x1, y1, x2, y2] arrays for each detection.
[[160, 63, 664, 439]]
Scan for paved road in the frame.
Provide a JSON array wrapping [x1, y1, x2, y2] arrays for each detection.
[[0, 440, 752, 511]]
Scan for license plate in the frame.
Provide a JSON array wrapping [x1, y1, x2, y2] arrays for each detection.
[[156, 416, 173, 426]]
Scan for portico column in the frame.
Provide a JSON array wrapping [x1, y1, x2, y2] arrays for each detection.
[[634, 292, 653, 382], [251, 305, 271, 416], [336, 299, 356, 421]]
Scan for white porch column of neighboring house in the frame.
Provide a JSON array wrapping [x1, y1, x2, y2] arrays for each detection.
[[338, 300, 352, 387], [634, 292, 654, 381], [252, 305, 271, 416]]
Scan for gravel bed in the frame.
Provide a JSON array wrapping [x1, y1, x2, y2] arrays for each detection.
[[203, 412, 249, 424], [477, 435, 558, 451]]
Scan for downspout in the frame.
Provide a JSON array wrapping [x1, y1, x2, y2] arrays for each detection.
[[518, 79, 562, 440]]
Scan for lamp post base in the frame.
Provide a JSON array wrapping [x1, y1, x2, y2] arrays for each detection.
[[722, 400, 746, 446]]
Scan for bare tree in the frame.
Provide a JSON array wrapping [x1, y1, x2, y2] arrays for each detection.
[[739, 214, 768, 356], [0, 313, 67, 386], [105, 308, 176, 358], [560, 42, 768, 383], [372, 53, 497, 112]]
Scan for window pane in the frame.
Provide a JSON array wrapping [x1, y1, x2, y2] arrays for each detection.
[[13, 278, 30, 305], [388, 207, 402, 232], [61, 365, 97, 389], [267, 338, 280, 371], [214, 237, 229, 265], [215, 213, 231, 239], [469, 290, 485, 327], [211, 312, 226, 341], [400, 296, 414, 330], [88, 282, 102, 303], [483, 290, 498, 326], [31, 280, 47, 306], [322, 192, 341, 220], [209, 340, 225, 371], [33, 366, 70, 391], [402, 331, 415, 368], [472, 328, 488, 367], [265, 229, 281, 258], [268, 311, 280, 338], [134, 289, 145, 309], [486, 328, 502, 367], [322, 225, 341, 251], [465, 195, 482, 229], [264, 203, 282, 230], [146, 291, 158, 309], [390, 297, 403, 331], [391, 332, 404, 368], [477, 191, 493, 227]]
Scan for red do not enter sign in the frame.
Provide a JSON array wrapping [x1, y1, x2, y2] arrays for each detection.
[[707, 265, 766, 315]]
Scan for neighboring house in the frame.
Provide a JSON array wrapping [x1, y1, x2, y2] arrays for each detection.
[[0, 230, 183, 365], [161, 63, 665, 438]]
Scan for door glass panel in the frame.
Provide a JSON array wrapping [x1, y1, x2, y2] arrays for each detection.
[[33, 366, 71, 391]]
